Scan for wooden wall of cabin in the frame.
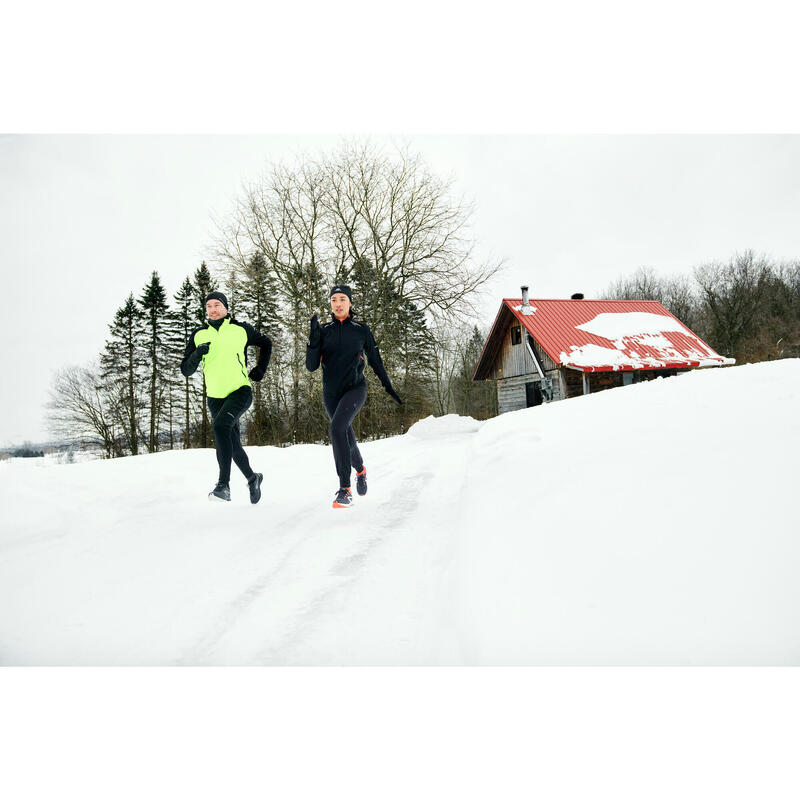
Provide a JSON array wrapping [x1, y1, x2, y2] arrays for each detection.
[[497, 322, 558, 378], [590, 368, 683, 391], [496, 369, 565, 414], [562, 368, 584, 398], [496, 364, 693, 413], [588, 372, 625, 392], [492, 321, 565, 414], [497, 375, 528, 414], [566, 367, 686, 397]]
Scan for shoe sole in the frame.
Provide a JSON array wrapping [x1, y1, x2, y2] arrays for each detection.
[[332, 502, 353, 509], [208, 494, 230, 502]]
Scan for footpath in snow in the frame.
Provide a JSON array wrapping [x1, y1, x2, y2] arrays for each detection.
[[1, 360, 798, 665]]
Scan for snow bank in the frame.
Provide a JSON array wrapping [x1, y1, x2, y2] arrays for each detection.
[[1, 360, 798, 665], [406, 414, 483, 438], [452, 360, 800, 664]]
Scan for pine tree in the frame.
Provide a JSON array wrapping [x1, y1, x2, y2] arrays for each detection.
[[101, 294, 147, 455], [193, 261, 217, 447], [168, 277, 199, 448], [139, 271, 170, 452], [350, 258, 434, 435], [283, 260, 327, 443], [237, 252, 282, 444], [297, 261, 327, 442], [453, 326, 496, 419], [392, 297, 435, 431]]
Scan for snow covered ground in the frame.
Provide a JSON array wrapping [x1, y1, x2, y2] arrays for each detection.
[[1, 360, 798, 665]]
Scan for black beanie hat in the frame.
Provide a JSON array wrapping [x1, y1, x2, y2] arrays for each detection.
[[329, 284, 353, 302], [205, 291, 229, 309]]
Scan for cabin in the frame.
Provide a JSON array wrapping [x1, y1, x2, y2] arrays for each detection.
[[472, 286, 734, 414]]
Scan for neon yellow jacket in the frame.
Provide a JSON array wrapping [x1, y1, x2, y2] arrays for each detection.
[[180, 316, 272, 399]]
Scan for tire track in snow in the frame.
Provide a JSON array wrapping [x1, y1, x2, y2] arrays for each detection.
[[176, 465, 427, 665], [250, 472, 431, 664], [174, 504, 324, 665]]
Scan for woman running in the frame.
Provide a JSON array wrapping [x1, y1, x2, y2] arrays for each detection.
[[306, 284, 402, 508]]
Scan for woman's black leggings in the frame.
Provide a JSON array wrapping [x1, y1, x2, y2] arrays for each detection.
[[323, 384, 367, 488], [207, 385, 254, 484]]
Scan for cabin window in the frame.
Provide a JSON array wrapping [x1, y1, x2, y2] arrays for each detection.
[[511, 326, 522, 345]]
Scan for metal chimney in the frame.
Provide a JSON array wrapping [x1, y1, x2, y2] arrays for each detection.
[[520, 285, 534, 315]]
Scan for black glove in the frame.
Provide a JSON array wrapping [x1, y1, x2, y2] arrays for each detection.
[[309, 314, 321, 348], [248, 366, 265, 382], [387, 387, 403, 406], [185, 342, 210, 370]]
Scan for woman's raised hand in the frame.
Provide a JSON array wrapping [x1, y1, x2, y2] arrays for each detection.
[[309, 314, 321, 347]]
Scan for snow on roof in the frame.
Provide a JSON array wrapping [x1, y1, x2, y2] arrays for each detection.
[[502, 299, 734, 372], [576, 311, 690, 339]]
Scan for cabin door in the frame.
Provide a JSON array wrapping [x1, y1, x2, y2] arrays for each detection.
[[525, 381, 543, 407]]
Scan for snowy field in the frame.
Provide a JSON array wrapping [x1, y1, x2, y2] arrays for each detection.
[[1, 360, 798, 665]]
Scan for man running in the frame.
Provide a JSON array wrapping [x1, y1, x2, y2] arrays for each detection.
[[180, 291, 272, 503]]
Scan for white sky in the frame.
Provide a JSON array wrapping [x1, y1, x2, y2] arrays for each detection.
[[2, 133, 800, 444]]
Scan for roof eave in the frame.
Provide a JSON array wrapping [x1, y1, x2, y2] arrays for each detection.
[[561, 359, 733, 372], [472, 303, 513, 380]]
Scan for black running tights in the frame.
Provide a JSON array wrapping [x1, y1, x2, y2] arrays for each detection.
[[207, 385, 254, 484], [323, 385, 367, 488]]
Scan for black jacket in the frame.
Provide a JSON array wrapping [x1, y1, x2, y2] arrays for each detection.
[[306, 313, 395, 400], [180, 315, 272, 380]]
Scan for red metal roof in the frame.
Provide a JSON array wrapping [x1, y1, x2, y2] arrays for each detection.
[[499, 298, 733, 372]]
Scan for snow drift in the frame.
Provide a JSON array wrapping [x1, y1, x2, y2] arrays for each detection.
[[1, 360, 798, 665]]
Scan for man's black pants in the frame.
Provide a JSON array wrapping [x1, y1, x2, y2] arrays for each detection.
[[207, 385, 254, 485]]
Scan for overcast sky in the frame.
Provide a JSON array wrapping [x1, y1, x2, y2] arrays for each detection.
[[2, 134, 799, 445]]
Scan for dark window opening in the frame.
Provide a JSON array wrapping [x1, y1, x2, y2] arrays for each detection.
[[511, 326, 522, 345], [525, 381, 543, 407]]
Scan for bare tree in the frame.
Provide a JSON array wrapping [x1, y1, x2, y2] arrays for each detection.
[[601, 266, 665, 302], [694, 250, 772, 358], [601, 250, 797, 364], [47, 363, 122, 458], [741, 258, 800, 361], [321, 141, 501, 321], [213, 141, 502, 325], [659, 274, 698, 330], [428, 319, 464, 416]]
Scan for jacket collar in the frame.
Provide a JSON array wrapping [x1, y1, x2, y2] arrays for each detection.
[[207, 313, 231, 330]]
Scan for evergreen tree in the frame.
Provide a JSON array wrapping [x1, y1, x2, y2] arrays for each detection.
[[139, 271, 170, 452], [237, 253, 282, 444], [168, 277, 199, 448], [193, 261, 217, 447], [351, 258, 434, 435], [284, 260, 327, 444], [296, 261, 327, 442], [392, 297, 435, 431], [453, 326, 496, 419], [100, 293, 146, 455]]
